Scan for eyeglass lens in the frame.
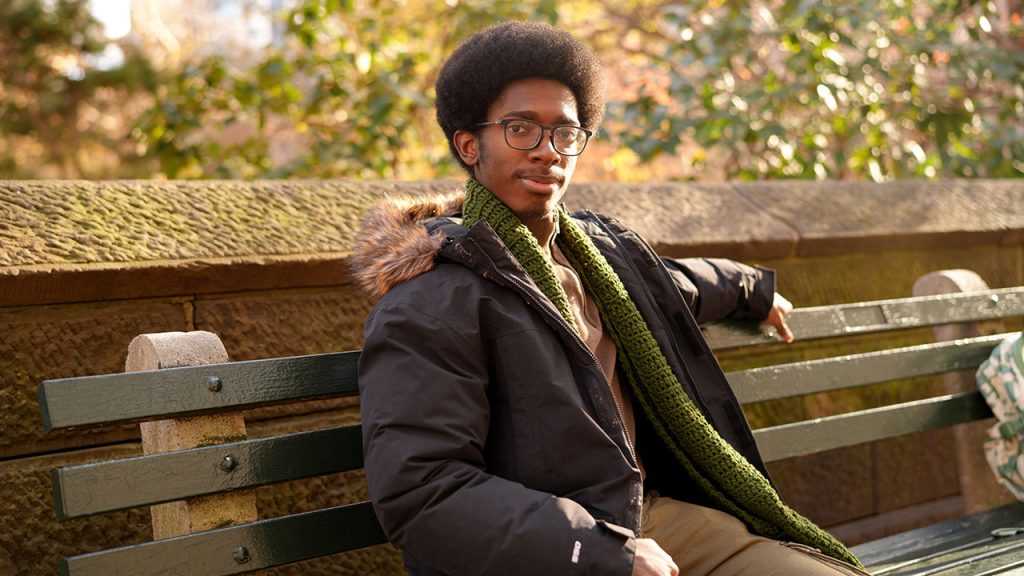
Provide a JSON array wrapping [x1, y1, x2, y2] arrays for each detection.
[[504, 120, 587, 155]]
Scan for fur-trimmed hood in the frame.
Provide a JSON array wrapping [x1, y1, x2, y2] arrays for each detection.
[[352, 191, 465, 300]]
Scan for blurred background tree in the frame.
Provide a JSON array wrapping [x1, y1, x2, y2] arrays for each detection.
[[608, 0, 1024, 180], [138, 0, 558, 179], [0, 0, 157, 178], [2, 0, 1022, 181]]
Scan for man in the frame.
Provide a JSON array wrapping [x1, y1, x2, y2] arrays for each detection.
[[354, 21, 866, 576]]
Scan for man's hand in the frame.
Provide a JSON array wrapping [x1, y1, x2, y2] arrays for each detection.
[[632, 538, 678, 576], [761, 292, 794, 343]]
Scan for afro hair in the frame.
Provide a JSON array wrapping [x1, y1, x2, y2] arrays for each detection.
[[435, 21, 606, 171]]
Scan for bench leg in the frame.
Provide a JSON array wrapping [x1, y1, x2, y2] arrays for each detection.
[[126, 331, 259, 538]]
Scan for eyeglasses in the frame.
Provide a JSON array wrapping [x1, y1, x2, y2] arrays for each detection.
[[476, 118, 593, 156]]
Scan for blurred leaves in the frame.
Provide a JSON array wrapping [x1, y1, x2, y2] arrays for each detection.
[[0, 0, 158, 178], [611, 0, 1024, 180], [4, 0, 1022, 181], [139, 0, 559, 179]]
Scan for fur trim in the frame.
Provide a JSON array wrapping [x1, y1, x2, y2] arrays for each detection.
[[352, 191, 465, 300]]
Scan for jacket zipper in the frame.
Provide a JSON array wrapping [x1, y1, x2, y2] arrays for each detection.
[[454, 236, 645, 535], [499, 264, 645, 536], [584, 212, 712, 414], [476, 246, 639, 463]]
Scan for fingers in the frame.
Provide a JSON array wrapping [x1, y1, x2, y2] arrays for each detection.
[[764, 292, 795, 343], [632, 538, 679, 576], [774, 312, 794, 343]]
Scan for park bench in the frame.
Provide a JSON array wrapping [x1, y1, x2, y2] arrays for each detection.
[[38, 269, 1024, 575]]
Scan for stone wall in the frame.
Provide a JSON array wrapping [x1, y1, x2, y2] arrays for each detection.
[[1, 179, 1022, 574]]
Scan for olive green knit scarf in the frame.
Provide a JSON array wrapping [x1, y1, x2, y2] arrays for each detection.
[[462, 179, 862, 567]]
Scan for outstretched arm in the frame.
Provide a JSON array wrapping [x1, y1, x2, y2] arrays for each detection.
[[663, 257, 793, 342], [661, 257, 773, 322]]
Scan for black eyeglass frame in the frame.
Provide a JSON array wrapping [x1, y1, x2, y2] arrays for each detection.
[[476, 118, 594, 156]]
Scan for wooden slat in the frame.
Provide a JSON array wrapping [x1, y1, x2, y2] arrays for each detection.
[[38, 351, 360, 432], [852, 501, 1024, 571], [874, 539, 1024, 576], [728, 333, 1010, 404], [705, 287, 1024, 349], [754, 392, 994, 462], [60, 503, 386, 576], [53, 426, 363, 519], [40, 289, 1023, 430]]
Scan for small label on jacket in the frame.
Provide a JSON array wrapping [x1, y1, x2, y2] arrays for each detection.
[[571, 540, 582, 564]]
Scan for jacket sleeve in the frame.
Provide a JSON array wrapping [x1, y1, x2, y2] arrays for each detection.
[[661, 257, 776, 324], [359, 295, 636, 576]]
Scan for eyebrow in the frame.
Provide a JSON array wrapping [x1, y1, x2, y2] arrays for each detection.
[[502, 110, 580, 126]]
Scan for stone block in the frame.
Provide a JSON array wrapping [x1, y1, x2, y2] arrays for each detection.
[[768, 445, 874, 528], [192, 285, 371, 424], [0, 180, 458, 268], [872, 429, 960, 513], [4, 180, 1021, 273], [0, 445, 149, 575], [759, 245, 1022, 308], [0, 299, 189, 459], [0, 256, 355, 308], [737, 180, 1024, 257], [564, 182, 797, 259], [194, 285, 372, 359], [4, 180, 1022, 307], [0, 179, 462, 307]]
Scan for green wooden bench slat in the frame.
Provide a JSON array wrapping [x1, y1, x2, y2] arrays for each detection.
[[882, 538, 1024, 576], [705, 286, 1024, 350], [852, 502, 1024, 568], [754, 392, 994, 462], [38, 351, 360, 432], [60, 502, 386, 576], [40, 289, 1024, 431], [53, 426, 363, 519], [728, 333, 1010, 404]]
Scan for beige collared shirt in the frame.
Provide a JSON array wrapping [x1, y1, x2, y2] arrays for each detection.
[[550, 241, 641, 472]]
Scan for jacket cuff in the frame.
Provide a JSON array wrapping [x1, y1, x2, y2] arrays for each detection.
[[581, 520, 636, 576], [747, 265, 776, 320]]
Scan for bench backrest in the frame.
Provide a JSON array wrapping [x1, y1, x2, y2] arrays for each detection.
[[711, 286, 1024, 461], [38, 283, 1024, 575]]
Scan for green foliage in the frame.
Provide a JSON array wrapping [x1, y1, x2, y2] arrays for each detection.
[[0, 0, 157, 178], [612, 0, 1024, 180], [6, 0, 1020, 181], [140, 0, 558, 179]]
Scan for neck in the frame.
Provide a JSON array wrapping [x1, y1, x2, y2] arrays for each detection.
[[523, 215, 557, 258], [461, 177, 578, 334]]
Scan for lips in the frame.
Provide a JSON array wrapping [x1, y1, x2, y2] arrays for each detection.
[[517, 172, 564, 193]]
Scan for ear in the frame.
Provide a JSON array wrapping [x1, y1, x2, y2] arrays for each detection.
[[453, 130, 480, 167]]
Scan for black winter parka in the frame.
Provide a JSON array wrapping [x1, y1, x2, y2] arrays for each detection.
[[357, 198, 776, 576]]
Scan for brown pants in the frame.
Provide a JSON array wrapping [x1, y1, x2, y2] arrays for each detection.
[[642, 493, 870, 576]]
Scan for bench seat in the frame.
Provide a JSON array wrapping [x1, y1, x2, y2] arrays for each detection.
[[852, 502, 1024, 575]]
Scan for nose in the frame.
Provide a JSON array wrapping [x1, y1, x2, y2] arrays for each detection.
[[528, 129, 562, 165]]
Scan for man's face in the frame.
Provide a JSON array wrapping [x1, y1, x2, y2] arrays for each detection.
[[455, 77, 580, 223]]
